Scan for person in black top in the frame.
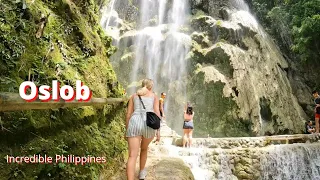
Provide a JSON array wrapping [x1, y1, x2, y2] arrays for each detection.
[[306, 121, 315, 134], [312, 90, 320, 133]]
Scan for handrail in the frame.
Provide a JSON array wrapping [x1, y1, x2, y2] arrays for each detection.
[[0, 92, 129, 112]]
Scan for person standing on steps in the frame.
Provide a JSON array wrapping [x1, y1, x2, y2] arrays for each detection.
[[125, 79, 161, 180], [183, 103, 194, 148], [312, 90, 320, 133], [159, 92, 166, 124]]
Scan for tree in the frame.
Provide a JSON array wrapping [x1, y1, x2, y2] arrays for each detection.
[[292, 15, 320, 62]]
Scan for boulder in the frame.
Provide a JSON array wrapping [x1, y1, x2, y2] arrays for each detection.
[[153, 158, 195, 180]]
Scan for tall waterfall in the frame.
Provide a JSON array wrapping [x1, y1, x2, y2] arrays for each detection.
[[132, 0, 190, 88], [100, 0, 191, 132]]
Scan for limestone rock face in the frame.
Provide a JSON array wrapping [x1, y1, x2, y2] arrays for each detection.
[[187, 0, 307, 136], [102, 0, 308, 137]]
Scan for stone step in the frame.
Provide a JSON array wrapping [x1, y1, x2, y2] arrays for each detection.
[[172, 134, 320, 149]]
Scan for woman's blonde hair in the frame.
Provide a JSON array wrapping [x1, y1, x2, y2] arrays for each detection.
[[137, 78, 153, 96]]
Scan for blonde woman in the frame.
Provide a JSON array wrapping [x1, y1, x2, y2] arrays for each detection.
[[125, 79, 161, 180]]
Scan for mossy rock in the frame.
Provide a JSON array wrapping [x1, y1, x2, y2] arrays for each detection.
[[153, 158, 194, 180], [173, 137, 183, 147], [0, 0, 126, 179], [188, 71, 252, 137]]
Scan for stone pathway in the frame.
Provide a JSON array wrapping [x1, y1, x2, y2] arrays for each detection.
[[109, 122, 193, 180]]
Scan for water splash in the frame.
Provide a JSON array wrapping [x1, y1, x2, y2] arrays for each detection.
[[229, 0, 260, 35], [230, 0, 250, 12], [261, 144, 320, 180], [216, 149, 234, 179], [166, 146, 215, 180], [165, 142, 320, 180]]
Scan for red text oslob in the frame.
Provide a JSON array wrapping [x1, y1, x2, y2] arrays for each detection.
[[19, 80, 92, 102]]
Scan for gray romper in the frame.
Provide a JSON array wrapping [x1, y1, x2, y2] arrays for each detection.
[[126, 96, 156, 138]]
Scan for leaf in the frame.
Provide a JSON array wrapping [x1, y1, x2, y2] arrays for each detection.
[[58, 163, 66, 169]]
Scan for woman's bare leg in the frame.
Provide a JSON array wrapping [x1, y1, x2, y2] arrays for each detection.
[[188, 130, 193, 148], [183, 129, 188, 148], [139, 137, 154, 171], [126, 136, 142, 180]]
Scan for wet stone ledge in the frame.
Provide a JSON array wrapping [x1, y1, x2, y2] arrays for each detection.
[[173, 134, 320, 149]]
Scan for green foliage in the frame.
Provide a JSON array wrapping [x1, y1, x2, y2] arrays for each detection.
[[292, 15, 320, 62], [251, 0, 320, 64], [250, 0, 320, 90], [0, 0, 127, 179], [0, 111, 127, 179], [0, 0, 121, 96]]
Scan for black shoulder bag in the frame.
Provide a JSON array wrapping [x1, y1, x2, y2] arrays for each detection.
[[138, 95, 161, 130]]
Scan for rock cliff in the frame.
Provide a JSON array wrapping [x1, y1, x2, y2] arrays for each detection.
[[188, 0, 307, 136], [102, 0, 308, 137]]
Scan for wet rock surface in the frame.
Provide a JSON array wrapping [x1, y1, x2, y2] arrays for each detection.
[[110, 125, 320, 180], [187, 0, 308, 136], [102, 0, 309, 137]]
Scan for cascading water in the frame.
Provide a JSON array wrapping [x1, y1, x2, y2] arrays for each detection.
[[230, 0, 258, 32], [147, 127, 320, 180], [130, 0, 191, 98], [100, 0, 121, 41], [260, 144, 320, 180], [101, 0, 191, 133]]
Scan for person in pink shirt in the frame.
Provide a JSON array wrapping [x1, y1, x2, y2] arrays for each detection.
[[182, 102, 194, 148]]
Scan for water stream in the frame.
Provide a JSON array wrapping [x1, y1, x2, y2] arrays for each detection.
[[260, 144, 320, 180], [101, 0, 191, 132], [153, 137, 320, 180]]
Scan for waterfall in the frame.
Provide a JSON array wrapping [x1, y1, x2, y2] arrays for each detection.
[[101, 0, 191, 133], [260, 144, 320, 180], [145, 126, 320, 180], [152, 140, 320, 180], [131, 0, 190, 88], [100, 0, 121, 42]]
